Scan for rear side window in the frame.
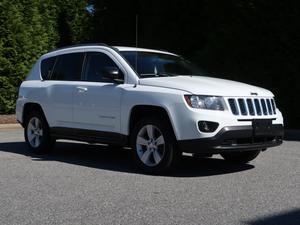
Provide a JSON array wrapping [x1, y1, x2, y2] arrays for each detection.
[[41, 56, 57, 80], [51, 53, 84, 81]]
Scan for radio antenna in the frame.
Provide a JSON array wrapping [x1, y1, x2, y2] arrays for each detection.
[[135, 14, 138, 48], [135, 14, 138, 70]]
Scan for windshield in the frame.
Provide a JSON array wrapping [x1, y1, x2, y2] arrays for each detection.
[[120, 51, 207, 78]]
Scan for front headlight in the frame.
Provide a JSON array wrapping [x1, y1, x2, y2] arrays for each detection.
[[184, 95, 225, 110]]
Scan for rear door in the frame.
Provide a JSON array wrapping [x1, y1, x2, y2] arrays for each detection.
[[41, 52, 85, 128]]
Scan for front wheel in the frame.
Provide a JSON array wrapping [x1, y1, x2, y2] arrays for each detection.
[[131, 117, 179, 174], [220, 150, 261, 163]]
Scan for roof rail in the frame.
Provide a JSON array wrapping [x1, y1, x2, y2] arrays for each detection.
[[48, 43, 109, 53]]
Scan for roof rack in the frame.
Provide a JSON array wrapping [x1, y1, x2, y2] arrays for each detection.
[[48, 43, 109, 53]]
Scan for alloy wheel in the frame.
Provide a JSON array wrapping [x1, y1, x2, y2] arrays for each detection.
[[27, 117, 43, 148], [136, 124, 165, 167]]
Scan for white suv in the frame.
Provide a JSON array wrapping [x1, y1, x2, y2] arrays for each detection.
[[16, 44, 284, 173]]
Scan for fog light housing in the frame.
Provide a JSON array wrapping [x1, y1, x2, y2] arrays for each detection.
[[198, 121, 219, 133]]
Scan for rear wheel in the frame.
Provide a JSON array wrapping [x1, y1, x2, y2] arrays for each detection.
[[24, 111, 55, 154], [220, 150, 260, 163], [131, 117, 179, 174]]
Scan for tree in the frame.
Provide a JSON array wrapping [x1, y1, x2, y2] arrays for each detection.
[[55, 0, 90, 46], [0, 0, 30, 113], [0, 0, 89, 113]]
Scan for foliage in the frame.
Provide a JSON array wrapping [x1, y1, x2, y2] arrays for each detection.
[[0, 0, 89, 113]]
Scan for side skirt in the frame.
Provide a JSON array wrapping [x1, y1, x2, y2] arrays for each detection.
[[50, 127, 128, 146]]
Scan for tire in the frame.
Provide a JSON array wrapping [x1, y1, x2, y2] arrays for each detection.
[[24, 110, 55, 154], [220, 150, 261, 163], [131, 117, 179, 174]]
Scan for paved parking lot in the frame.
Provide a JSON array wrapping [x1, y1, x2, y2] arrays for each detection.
[[0, 128, 299, 225]]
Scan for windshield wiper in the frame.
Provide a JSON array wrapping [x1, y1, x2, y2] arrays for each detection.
[[140, 72, 178, 78]]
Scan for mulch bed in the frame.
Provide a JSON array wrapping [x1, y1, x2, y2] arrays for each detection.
[[0, 115, 17, 124]]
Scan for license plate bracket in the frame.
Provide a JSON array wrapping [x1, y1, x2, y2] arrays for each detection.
[[252, 119, 272, 136]]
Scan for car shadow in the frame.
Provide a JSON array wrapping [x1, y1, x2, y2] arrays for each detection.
[[284, 129, 300, 141], [244, 208, 300, 225], [0, 141, 254, 177]]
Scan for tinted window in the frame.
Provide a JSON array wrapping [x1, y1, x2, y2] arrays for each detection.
[[84, 52, 123, 82], [51, 53, 84, 81], [41, 56, 57, 80]]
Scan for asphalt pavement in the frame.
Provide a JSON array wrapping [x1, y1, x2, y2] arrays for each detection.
[[0, 128, 299, 225]]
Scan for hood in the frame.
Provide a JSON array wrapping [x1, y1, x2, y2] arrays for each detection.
[[138, 76, 273, 97]]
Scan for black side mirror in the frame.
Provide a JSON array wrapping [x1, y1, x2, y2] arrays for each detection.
[[102, 66, 124, 84]]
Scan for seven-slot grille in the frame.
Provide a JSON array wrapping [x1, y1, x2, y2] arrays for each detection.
[[227, 98, 276, 116]]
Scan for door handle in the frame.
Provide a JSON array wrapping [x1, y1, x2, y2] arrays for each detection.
[[76, 86, 88, 93]]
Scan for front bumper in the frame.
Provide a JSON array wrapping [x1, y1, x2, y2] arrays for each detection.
[[178, 124, 284, 154]]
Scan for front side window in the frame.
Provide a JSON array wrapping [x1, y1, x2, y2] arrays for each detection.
[[120, 51, 207, 78], [41, 56, 57, 80], [84, 52, 123, 82], [51, 53, 84, 81]]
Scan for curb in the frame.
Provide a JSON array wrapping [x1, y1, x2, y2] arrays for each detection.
[[0, 123, 22, 129]]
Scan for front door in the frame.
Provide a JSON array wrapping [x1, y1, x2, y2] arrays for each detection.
[[73, 51, 124, 135]]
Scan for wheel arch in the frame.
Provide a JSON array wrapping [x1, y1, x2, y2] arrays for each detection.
[[128, 105, 178, 141], [22, 102, 49, 127]]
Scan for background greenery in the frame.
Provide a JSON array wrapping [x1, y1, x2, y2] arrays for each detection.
[[0, 0, 299, 128]]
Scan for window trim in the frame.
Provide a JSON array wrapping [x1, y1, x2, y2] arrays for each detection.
[[40, 49, 127, 83]]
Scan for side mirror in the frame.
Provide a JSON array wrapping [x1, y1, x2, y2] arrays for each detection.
[[102, 66, 124, 84]]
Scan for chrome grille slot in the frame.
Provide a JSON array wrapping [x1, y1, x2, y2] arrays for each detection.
[[227, 97, 276, 116], [228, 99, 239, 115], [271, 99, 276, 114], [261, 99, 268, 115], [254, 99, 262, 115], [238, 99, 247, 115], [246, 99, 255, 115], [266, 99, 272, 115]]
